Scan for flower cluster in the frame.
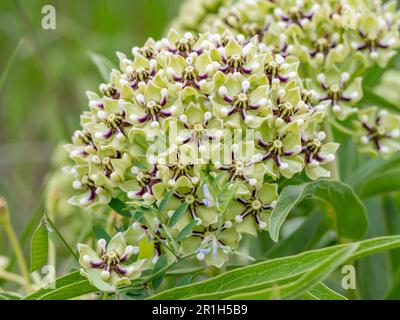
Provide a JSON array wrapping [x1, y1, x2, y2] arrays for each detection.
[[171, 0, 400, 157], [194, 0, 400, 68], [65, 30, 340, 289], [171, 0, 233, 32]]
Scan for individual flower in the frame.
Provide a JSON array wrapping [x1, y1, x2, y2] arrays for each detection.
[[291, 20, 350, 68], [215, 36, 264, 75], [172, 183, 219, 226], [161, 29, 204, 58], [300, 116, 339, 180], [126, 79, 182, 130], [67, 172, 112, 208], [307, 68, 362, 120], [117, 51, 157, 91], [164, 49, 217, 99], [354, 107, 400, 158], [157, 145, 203, 188], [262, 50, 299, 85], [214, 141, 266, 191], [255, 121, 304, 179], [226, 182, 278, 235], [348, 2, 400, 67], [78, 233, 147, 292], [180, 224, 241, 268], [175, 103, 224, 160], [212, 75, 271, 128], [120, 163, 161, 204], [86, 96, 133, 147]]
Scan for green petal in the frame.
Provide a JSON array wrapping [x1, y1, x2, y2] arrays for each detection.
[[77, 243, 100, 267], [196, 206, 218, 226], [258, 182, 279, 204], [205, 249, 229, 268], [107, 233, 127, 256], [235, 215, 257, 236]]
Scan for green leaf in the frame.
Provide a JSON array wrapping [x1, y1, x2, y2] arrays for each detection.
[[87, 51, 114, 82], [152, 255, 168, 289], [358, 169, 400, 198], [176, 275, 194, 287], [348, 154, 400, 191], [360, 91, 400, 113], [158, 190, 173, 213], [300, 283, 347, 300], [176, 220, 198, 242], [149, 235, 400, 300], [92, 224, 111, 242], [0, 293, 21, 300], [224, 244, 358, 300], [269, 179, 367, 242], [357, 198, 390, 299], [24, 271, 97, 300], [265, 211, 323, 258], [30, 219, 49, 272], [361, 52, 400, 91], [168, 203, 188, 227], [132, 210, 145, 221], [108, 198, 131, 217]]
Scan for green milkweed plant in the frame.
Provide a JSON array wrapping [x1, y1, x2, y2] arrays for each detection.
[[1, 0, 400, 300]]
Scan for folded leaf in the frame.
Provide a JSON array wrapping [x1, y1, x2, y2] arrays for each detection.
[[269, 179, 367, 242]]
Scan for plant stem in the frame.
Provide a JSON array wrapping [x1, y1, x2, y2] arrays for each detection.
[[0, 38, 24, 94], [328, 118, 355, 137], [118, 251, 197, 294], [142, 252, 196, 285], [102, 292, 109, 300], [44, 214, 79, 263], [47, 210, 56, 271], [0, 198, 32, 293], [0, 270, 26, 286], [2, 223, 32, 293]]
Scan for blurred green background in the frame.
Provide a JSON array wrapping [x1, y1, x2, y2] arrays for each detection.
[[0, 0, 182, 237]]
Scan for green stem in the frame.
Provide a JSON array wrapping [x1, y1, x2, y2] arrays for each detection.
[[328, 118, 355, 137], [0, 197, 32, 293], [118, 251, 197, 294], [0, 270, 26, 286], [142, 252, 196, 285], [47, 210, 56, 271], [102, 292, 109, 300], [0, 38, 24, 93], [3, 223, 32, 293], [44, 214, 79, 263], [153, 207, 178, 254]]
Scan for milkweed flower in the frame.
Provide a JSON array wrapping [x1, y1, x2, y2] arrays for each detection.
[[78, 233, 148, 292], [66, 29, 338, 274], [354, 107, 400, 158]]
